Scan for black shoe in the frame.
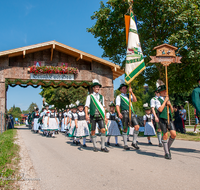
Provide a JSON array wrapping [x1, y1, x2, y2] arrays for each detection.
[[78, 141, 81, 144], [107, 142, 110, 145], [101, 147, 109, 153], [83, 144, 87, 147], [127, 139, 129, 141], [115, 143, 119, 147], [148, 142, 152, 145], [131, 143, 140, 149], [73, 141, 76, 144], [93, 147, 98, 152], [123, 145, 130, 150], [76, 141, 79, 145], [164, 153, 171, 160], [159, 143, 163, 147]]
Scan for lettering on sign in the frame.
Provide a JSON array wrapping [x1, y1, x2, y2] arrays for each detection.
[[30, 73, 74, 80]]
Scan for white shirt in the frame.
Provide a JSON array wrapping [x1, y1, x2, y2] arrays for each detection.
[[106, 112, 119, 120], [150, 96, 159, 108], [43, 109, 51, 117], [85, 92, 105, 107], [116, 93, 133, 107], [155, 96, 165, 110], [143, 114, 153, 121], [69, 112, 78, 120], [78, 111, 85, 116]]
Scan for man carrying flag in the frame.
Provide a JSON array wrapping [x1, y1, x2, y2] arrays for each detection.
[[85, 79, 109, 153], [116, 81, 140, 150]]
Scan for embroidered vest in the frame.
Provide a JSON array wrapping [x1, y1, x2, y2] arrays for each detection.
[[158, 98, 172, 120], [90, 94, 103, 116]]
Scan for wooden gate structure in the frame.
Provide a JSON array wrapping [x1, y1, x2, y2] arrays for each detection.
[[0, 41, 124, 131]]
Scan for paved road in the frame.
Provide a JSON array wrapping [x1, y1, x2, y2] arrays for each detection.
[[18, 126, 200, 190]]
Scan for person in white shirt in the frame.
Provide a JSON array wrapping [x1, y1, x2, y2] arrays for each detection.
[[85, 79, 108, 153]]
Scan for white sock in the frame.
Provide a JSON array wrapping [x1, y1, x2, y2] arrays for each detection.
[[107, 136, 111, 142], [115, 136, 118, 144], [83, 137, 86, 145]]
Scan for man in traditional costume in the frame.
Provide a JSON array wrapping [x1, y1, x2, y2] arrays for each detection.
[[192, 77, 200, 119], [85, 79, 109, 152], [155, 82, 176, 159], [116, 82, 140, 150], [150, 87, 163, 147]]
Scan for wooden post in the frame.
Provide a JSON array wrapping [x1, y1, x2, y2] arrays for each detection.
[[129, 83, 131, 124], [165, 66, 170, 124]]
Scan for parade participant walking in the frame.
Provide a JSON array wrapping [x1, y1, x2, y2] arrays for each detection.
[[143, 103, 155, 145], [42, 103, 51, 136], [155, 82, 176, 160], [48, 106, 58, 138], [106, 102, 121, 147], [58, 109, 63, 131], [32, 108, 40, 133], [116, 81, 140, 150], [60, 109, 66, 133], [74, 102, 90, 146], [68, 104, 78, 144], [192, 77, 200, 130], [150, 88, 163, 147], [85, 79, 108, 152]]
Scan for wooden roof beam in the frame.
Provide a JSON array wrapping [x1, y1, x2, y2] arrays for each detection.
[[76, 54, 83, 62], [50, 44, 55, 61]]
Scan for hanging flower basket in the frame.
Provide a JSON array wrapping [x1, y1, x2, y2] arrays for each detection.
[[28, 65, 79, 75]]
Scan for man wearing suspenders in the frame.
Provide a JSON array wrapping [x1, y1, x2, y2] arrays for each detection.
[[85, 79, 108, 152], [116, 83, 140, 150]]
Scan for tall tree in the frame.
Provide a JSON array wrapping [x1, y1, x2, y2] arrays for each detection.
[[87, 0, 200, 105], [40, 86, 88, 109], [8, 106, 22, 121], [27, 102, 39, 113]]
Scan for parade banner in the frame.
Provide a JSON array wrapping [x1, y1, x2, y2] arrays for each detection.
[[30, 73, 74, 80], [125, 12, 145, 84]]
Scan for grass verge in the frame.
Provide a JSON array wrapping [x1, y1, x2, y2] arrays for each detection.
[[0, 128, 20, 188]]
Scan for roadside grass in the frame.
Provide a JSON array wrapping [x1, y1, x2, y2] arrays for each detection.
[[14, 124, 25, 126], [0, 129, 20, 188], [138, 131, 200, 142]]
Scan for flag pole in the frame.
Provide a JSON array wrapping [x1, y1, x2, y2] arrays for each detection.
[[165, 65, 170, 125]]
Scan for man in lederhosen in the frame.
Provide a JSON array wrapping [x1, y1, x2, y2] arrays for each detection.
[[85, 79, 109, 152]]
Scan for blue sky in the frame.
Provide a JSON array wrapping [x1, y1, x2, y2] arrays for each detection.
[[0, 0, 124, 111]]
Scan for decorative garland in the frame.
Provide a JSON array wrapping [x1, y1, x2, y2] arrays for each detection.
[[29, 65, 79, 74], [5, 79, 92, 90]]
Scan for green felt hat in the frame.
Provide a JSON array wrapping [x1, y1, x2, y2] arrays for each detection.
[[154, 88, 158, 93], [118, 83, 128, 91], [143, 103, 151, 110], [157, 85, 166, 92], [109, 101, 116, 107], [77, 103, 84, 107], [91, 79, 102, 88]]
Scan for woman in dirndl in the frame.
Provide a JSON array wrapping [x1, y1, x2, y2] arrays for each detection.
[[106, 102, 121, 146], [60, 109, 66, 133], [74, 103, 89, 146], [143, 103, 156, 145], [32, 108, 40, 133], [42, 104, 51, 136], [48, 106, 58, 138], [68, 105, 78, 144]]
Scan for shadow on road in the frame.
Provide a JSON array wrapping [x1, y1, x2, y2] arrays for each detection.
[[136, 149, 163, 158], [170, 147, 200, 154]]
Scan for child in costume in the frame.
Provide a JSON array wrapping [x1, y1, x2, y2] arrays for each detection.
[[32, 107, 40, 133], [60, 108, 66, 133], [68, 104, 78, 144], [85, 79, 109, 152], [42, 103, 51, 136], [74, 102, 90, 146], [106, 102, 121, 146], [155, 81, 176, 160], [143, 103, 156, 145], [116, 80, 140, 150], [48, 106, 58, 138]]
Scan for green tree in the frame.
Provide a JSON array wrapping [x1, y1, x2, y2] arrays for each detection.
[[87, 0, 200, 105], [8, 105, 22, 121], [40, 86, 88, 109], [27, 102, 39, 113]]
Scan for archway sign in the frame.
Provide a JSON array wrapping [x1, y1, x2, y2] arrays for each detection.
[[0, 41, 124, 132], [150, 43, 182, 124]]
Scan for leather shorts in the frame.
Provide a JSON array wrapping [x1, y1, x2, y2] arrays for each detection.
[[90, 115, 105, 131], [121, 111, 139, 129], [159, 118, 175, 133]]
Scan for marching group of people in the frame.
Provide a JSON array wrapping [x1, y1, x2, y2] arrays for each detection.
[[25, 77, 200, 160]]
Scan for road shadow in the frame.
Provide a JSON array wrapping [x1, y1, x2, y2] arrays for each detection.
[[170, 147, 200, 154], [137, 142, 159, 147], [16, 127, 30, 130], [136, 149, 163, 158]]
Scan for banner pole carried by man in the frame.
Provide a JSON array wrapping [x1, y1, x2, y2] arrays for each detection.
[[115, 0, 146, 150]]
